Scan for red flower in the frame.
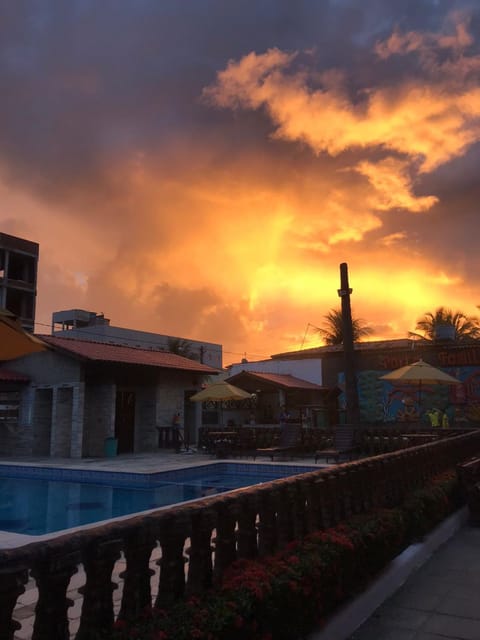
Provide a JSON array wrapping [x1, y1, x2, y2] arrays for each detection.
[[113, 619, 127, 630]]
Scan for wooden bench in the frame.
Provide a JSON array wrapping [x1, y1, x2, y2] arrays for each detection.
[[315, 425, 358, 464], [457, 457, 480, 525]]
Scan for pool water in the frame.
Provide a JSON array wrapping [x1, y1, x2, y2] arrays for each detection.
[[0, 463, 316, 535]]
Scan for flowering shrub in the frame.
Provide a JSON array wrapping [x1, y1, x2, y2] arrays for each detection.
[[111, 471, 461, 640]]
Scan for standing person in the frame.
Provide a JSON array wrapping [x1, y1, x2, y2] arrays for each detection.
[[279, 406, 290, 427], [172, 411, 183, 452], [442, 411, 449, 428], [426, 408, 441, 428]]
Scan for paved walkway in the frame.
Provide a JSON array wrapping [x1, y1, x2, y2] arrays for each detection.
[[308, 506, 480, 640], [349, 523, 480, 640]]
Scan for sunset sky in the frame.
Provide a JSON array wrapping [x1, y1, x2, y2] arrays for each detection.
[[1, 1, 480, 365]]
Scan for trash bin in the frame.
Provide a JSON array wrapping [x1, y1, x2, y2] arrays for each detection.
[[104, 437, 118, 457]]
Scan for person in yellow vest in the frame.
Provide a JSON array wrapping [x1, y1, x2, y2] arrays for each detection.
[[427, 408, 441, 427], [442, 411, 449, 428]]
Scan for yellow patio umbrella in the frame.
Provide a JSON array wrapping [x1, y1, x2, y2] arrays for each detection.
[[0, 309, 48, 360], [190, 381, 252, 402], [379, 359, 460, 410], [190, 381, 252, 426]]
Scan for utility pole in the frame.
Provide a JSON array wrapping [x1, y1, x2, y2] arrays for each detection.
[[338, 262, 360, 424]]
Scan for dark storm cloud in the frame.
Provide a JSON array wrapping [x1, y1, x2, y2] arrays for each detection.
[[1, 0, 469, 200]]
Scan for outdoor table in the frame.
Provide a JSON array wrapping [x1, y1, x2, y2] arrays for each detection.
[[156, 426, 181, 450], [209, 431, 237, 458]]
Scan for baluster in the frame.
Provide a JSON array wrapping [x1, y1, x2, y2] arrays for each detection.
[[304, 475, 321, 534], [365, 459, 379, 511], [291, 479, 308, 540], [236, 493, 259, 560], [346, 464, 363, 514], [76, 538, 122, 640], [31, 550, 80, 640], [118, 524, 156, 621], [338, 470, 353, 519], [314, 477, 332, 529], [155, 512, 188, 607], [391, 455, 404, 506], [276, 482, 295, 547], [0, 565, 28, 640], [325, 473, 343, 525], [186, 503, 215, 596], [257, 486, 278, 557], [213, 497, 238, 585]]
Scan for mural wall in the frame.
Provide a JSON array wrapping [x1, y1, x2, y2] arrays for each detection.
[[338, 344, 480, 425]]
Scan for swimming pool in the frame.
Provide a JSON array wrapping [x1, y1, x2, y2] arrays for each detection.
[[0, 462, 316, 535]]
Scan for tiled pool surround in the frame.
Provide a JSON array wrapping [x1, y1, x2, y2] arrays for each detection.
[[0, 460, 317, 486]]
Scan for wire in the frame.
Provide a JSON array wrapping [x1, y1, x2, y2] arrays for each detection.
[[300, 322, 322, 349], [33, 318, 272, 361]]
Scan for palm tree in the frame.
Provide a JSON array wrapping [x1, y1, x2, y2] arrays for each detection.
[[315, 308, 374, 345], [409, 306, 480, 342], [167, 337, 198, 360]]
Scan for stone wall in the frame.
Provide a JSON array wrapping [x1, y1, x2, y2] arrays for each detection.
[[83, 383, 116, 457]]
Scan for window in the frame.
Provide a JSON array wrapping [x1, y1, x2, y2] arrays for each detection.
[[0, 391, 20, 422]]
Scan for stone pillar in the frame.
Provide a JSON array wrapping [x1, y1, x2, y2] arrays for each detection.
[[51, 387, 73, 457], [108, 382, 116, 437], [70, 382, 85, 458], [49, 387, 58, 456]]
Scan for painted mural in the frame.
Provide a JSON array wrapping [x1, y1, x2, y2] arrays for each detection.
[[338, 346, 480, 426], [339, 364, 480, 425]]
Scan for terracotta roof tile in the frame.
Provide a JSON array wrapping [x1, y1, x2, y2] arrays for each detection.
[[227, 371, 326, 390], [38, 336, 220, 374], [272, 338, 415, 359], [0, 369, 30, 382]]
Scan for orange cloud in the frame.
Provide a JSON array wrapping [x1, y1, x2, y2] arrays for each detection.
[[375, 11, 474, 63], [205, 18, 480, 182], [356, 158, 438, 212]]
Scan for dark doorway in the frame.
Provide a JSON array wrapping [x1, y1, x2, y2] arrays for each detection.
[[115, 390, 136, 453], [32, 388, 53, 456]]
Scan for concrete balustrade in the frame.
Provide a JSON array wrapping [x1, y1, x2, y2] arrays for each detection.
[[1, 430, 479, 640]]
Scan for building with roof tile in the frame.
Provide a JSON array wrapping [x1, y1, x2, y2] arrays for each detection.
[[51, 308, 222, 369], [225, 357, 339, 427], [228, 338, 480, 427], [0, 335, 219, 458]]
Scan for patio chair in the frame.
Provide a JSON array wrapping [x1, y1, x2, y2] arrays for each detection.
[[314, 425, 358, 463], [254, 422, 302, 461], [231, 427, 256, 457]]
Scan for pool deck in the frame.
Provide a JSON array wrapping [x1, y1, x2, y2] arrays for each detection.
[[0, 448, 321, 473]]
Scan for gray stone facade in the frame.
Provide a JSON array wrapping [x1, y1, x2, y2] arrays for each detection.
[[0, 347, 214, 458]]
